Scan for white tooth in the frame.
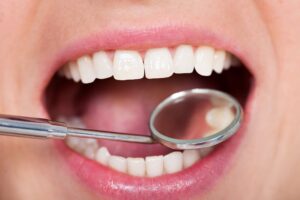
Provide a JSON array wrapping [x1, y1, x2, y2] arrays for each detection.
[[66, 137, 81, 149], [145, 155, 164, 177], [113, 50, 144, 80], [144, 48, 173, 79], [173, 45, 194, 74], [83, 146, 97, 159], [183, 150, 201, 169], [63, 65, 72, 79], [195, 46, 215, 76], [205, 106, 235, 130], [95, 147, 111, 166], [127, 157, 146, 177], [92, 51, 113, 79], [212, 50, 226, 74], [77, 56, 96, 84], [223, 53, 232, 70], [163, 152, 183, 174], [73, 140, 88, 153], [81, 139, 98, 159], [84, 138, 98, 150], [69, 62, 81, 82], [199, 147, 214, 157], [108, 155, 127, 173]]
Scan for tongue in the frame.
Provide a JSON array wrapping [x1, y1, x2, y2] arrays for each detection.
[[80, 75, 213, 157]]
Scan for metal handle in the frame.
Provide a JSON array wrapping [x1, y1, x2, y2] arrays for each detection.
[[67, 127, 155, 144], [0, 114, 68, 139], [0, 114, 154, 143]]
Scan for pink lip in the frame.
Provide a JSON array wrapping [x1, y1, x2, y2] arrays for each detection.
[[41, 25, 255, 199], [55, 121, 250, 199]]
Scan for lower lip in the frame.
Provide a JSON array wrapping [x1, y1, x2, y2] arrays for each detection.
[[55, 96, 252, 200]]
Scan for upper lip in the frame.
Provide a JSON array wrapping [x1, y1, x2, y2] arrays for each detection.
[[41, 24, 255, 200]]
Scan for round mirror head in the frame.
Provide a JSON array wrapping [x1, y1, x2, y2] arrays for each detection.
[[150, 89, 243, 150]]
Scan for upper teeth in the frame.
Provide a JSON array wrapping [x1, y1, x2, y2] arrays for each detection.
[[59, 44, 235, 83]]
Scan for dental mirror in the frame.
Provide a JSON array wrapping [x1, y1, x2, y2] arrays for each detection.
[[149, 89, 243, 150], [0, 88, 243, 150]]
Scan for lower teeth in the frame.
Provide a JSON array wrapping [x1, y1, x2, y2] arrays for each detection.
[[66, 136, 212, 177], [64, 105, 233, 177]]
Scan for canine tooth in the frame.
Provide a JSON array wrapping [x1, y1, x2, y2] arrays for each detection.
[[183, 150, 201, 168], [145, 155, 164, 177], [224, 53, 232, 70], [212, 50, 226, 74], [127, 157, 146, 177], [95, 147, 111, 166], [113, 50, 144, 80], [205, 106, 235, 130], [174, 45, 194, 74], [195, 46, 215, 76], [92, 51, 113, 79], [144, 48, 173, 79], [68, 62, 81, 82], [77, 56, 96, 84], [108, 155, 127, 173], [163, 152, 183, 174]]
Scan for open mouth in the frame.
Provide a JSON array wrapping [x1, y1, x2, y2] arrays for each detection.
[[43, 31, 253, 199]]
